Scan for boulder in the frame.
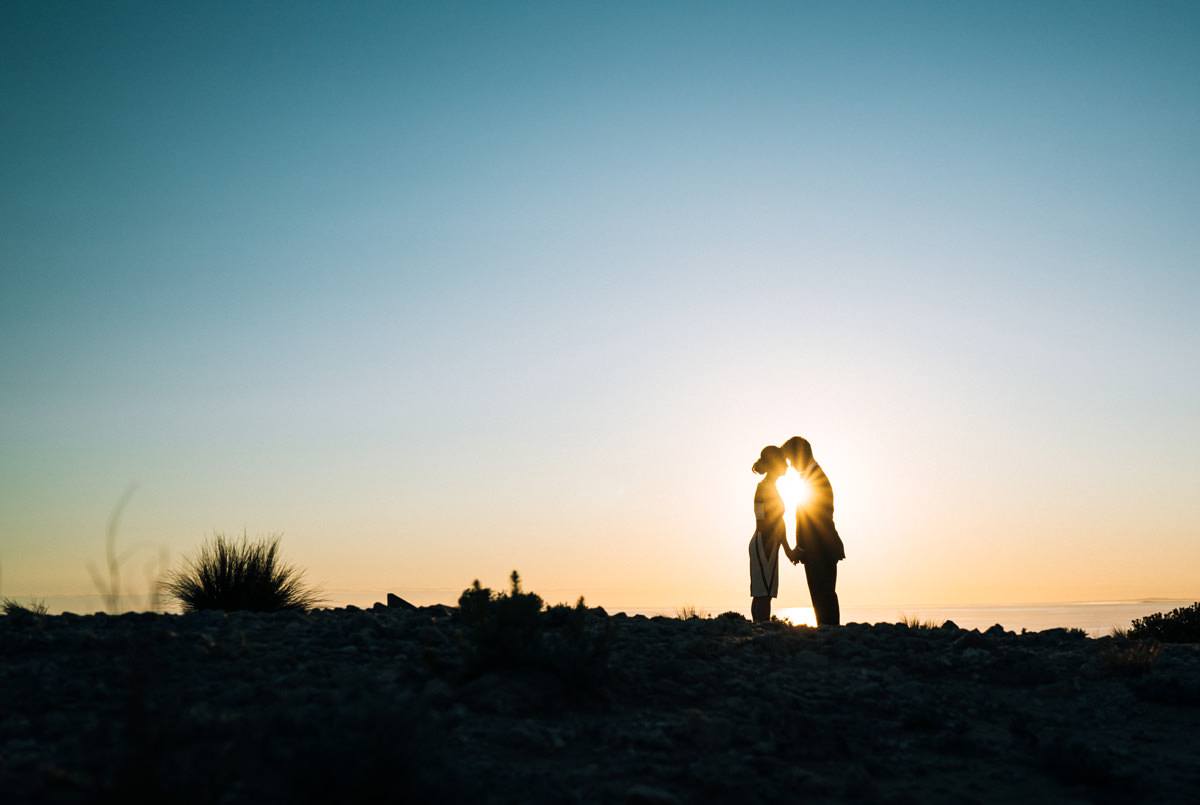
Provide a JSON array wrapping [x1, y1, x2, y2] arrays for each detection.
[[386, 593, 416, 610]]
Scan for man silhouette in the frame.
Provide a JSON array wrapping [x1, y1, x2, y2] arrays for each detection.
[[781, 436, 844, 626]]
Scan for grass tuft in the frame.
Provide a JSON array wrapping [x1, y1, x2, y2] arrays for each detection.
[[163, 532, 321, 613], [675, 605, 700, 620], [899, 614, 938, 629], [1102, 640, 1161, 677], [2, 598, 48, 616]]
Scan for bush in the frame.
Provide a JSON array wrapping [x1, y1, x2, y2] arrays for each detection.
[[457, 571, 610, 694], [457, 571, 544, 668], [1129, 602, 1200, 643], [163, 533, 320, 613]]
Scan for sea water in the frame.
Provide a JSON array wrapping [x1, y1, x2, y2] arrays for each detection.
[[19, 593, 1196, 637], [772, 600, 1195, 636]]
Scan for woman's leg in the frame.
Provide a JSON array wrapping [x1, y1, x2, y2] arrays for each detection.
[[751, 596, 770, 623]]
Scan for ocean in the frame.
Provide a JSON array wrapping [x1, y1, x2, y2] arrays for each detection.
[[15, 593, 1195, 637]]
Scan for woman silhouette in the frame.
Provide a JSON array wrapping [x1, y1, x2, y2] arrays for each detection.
[[749, 445, 801, 622]]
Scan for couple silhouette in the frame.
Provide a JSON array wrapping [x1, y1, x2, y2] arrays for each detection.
[[749, 436, 845, 625]]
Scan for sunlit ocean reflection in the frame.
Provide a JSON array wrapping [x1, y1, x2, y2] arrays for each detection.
[[775, 601, 1199, 636]]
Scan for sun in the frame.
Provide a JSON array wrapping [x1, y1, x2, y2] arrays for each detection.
[[776, 468, 812, 514]]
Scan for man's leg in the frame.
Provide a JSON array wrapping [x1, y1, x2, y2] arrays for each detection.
[[806, 559, 840, 626], [823, 561, 840, 626]]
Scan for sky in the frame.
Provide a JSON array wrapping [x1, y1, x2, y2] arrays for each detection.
[[2, 1, 1198, 613]]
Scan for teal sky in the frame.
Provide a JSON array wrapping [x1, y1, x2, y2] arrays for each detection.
[[2, 2, 1198, 611]]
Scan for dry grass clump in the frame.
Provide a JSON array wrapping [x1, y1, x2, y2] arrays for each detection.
[[163, 533, 320, 613], [1103, 640, 1161, 677], [676, 605, 700, 620], [2, 598, 48, 616], [899, 614, 939, 629]]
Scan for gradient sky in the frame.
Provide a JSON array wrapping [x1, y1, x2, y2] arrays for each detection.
[[2, 2, 1198, 612]]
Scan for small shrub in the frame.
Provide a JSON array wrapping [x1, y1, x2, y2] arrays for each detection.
[[1110, 625, 1129, 639], [457, 571, 544, 669], [1128, 602, 1200, 643], [2, 598, 48, 616], [676, 605, 700, 620], [456, 572, 610, 694], [899, 614, 938, 629], [542, 596, 611, 693], [163, 532, 320, 613]]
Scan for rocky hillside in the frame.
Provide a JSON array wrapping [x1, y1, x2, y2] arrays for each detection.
[[2, 605, 1198, 803]]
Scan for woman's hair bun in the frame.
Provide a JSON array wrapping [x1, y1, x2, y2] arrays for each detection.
[[753, 445, 785, 474]]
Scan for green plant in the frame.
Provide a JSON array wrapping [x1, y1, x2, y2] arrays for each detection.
[[1128, 602, 1200, 643], [163, 532, 321, 613]]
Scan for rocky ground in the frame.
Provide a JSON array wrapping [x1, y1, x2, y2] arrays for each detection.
[[2, 603, 1198, 804]]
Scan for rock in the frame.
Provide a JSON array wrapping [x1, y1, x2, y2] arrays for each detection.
[[625, 784, 680, 804], [941, 620, 959, 631], [372, 602, 387, 612], [954, 631, 989, 650], [387, 593, 416, 609], [985, 623, 1007, 637]]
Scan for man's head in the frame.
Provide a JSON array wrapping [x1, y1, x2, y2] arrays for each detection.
[[781, 436, 813, 468]]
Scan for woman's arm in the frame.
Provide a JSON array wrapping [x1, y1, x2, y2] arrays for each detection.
[[782, 532, 803, 564]]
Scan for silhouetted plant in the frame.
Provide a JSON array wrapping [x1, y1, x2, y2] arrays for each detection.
[[2, 597, 48, 616], [457, 573, 610, 693], [542, 596, 611, 693], [84, 486, 169, 612], [675, 605, 700, 620], [1128, 602, 1200, 643], [457, 571, 544, 669], [899, 615, 938, 629], [163, 532, 320, 612]]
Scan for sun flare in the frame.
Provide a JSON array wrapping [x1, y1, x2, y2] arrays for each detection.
[[776, 468, 812, 514]]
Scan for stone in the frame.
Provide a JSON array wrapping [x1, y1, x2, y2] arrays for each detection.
[[387, 593, 416, 609]]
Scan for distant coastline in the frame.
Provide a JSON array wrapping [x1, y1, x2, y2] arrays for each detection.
[[11, 592, 1196, 637]]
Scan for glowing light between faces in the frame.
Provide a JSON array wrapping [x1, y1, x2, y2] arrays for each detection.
[[776, 468, 812, 515]]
